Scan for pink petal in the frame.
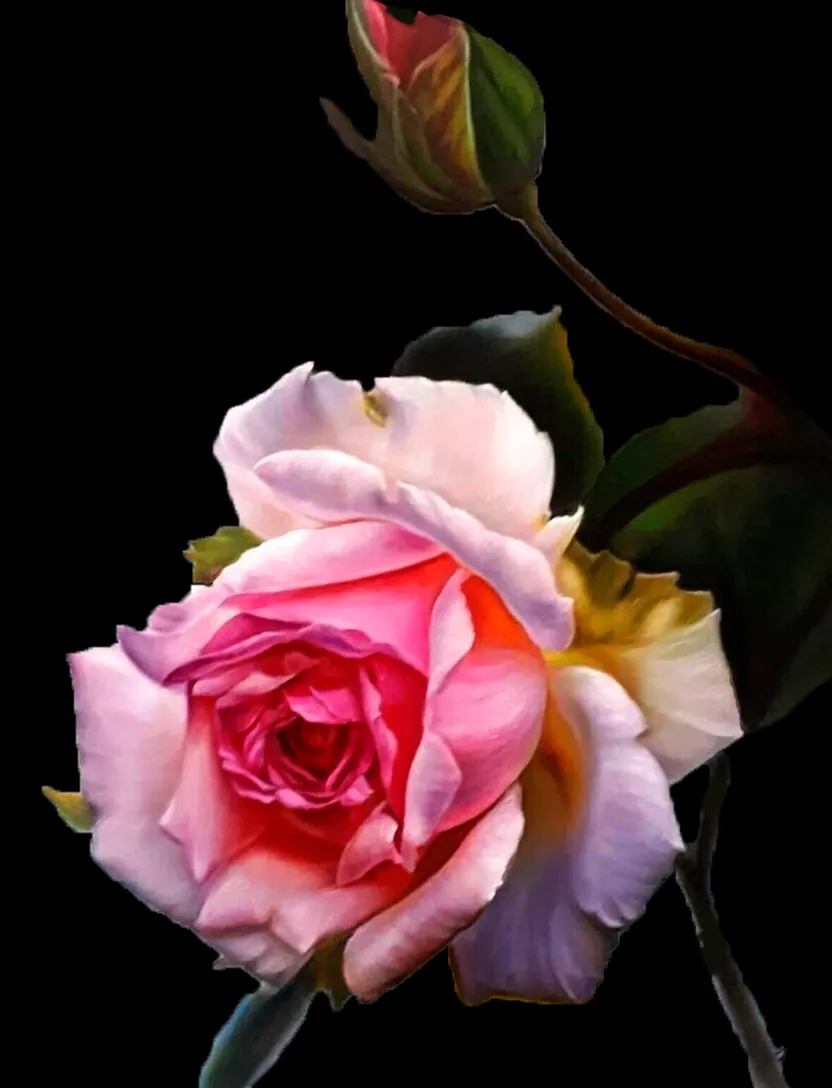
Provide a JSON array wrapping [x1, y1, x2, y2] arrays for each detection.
[[197, 844, 407, 957], [70, 645, 201, 923], [160, 697, 267, 884], [400, 731, 463, 867], [254, 449, 574, 652], [371, 375, 554, 540], [451, 668, 683, 1004], [343, 784, 525, 1000], [229, 552, 458, 675], [363, 2, 460, 87], [337, 804, 401, 885], [427, 576, 547, 832], [118, 520, 440, 683]]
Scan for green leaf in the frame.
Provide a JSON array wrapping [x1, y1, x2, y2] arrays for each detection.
[[582, 391, 832, 729], [391, 307, 604, 514], [185, 527, 262, 585], [42, 787, 94, 832], [199, 971, 317, 1088], [466, 26, 545, 193]]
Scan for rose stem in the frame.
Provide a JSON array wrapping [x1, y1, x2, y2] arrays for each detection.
[[495, 184, 791, 410], [674, 754, 789, 1088]]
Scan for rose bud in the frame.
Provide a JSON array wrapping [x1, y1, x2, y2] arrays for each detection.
[[322, 1, 545, 214]]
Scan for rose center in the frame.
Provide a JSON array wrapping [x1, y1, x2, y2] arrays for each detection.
[[277, 717, 352, 778]]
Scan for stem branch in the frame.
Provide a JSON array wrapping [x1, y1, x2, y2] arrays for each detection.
[[674, 755, 789, 1088], [496, 185, 790, 409]]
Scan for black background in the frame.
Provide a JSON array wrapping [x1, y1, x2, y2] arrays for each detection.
[[31, 3, 825, 1085]]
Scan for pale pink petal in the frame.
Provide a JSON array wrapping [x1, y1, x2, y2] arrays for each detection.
[[337, 805, 401, 885], [208, 928, 305, 987], [254, 449, 574, 652], [70, 644, 201, 923], [371, 375, 554, 540], [214, 363, 391, 538], [197, 845, 406, 957], [451, 668, 682, 1004], [118, 521, 440, 683], [551, 668, 684, 926], [343, 784, 525, 1000], [534, 508, 583, 566], [215, 364, 554, 543], [623, 611, 743, 784], [160, 697, 267, 884]]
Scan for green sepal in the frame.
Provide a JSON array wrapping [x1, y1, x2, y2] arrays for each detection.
[[466, 26, 545, 193], [42, 787, 94, 832], [184, 527, 262, 585], [199, 968, 317, 1088]]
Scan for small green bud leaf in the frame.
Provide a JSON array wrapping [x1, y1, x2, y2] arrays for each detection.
[[466, 27, 545, 193], [42, 787, 94, 832], [185, 527, 262, 585]]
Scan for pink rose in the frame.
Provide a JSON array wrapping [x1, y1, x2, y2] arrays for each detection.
[[71, 364, 580, 999]]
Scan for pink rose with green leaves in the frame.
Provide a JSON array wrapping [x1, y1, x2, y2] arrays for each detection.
[[59, 364, 741, 1009]]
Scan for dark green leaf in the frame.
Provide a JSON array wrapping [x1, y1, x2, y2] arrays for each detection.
[[199, 971, 317, 1088], [582, 392, 832, 729], [391, 307, 603, 514], [185, 527, 262, 585], [466, 27, 545, 193]]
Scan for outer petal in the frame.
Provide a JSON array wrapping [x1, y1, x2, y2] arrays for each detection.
[[118, 520, 441, 683], [196, 844, 408, 960], [618, 612, 743, 784], [557, 542, 741, 784], [451, 668, 682, 1004], [70, 644, 201, 923], [343, 784, 525, 999], [215, 363, 555, 543], [370, 375, 554, 540], [254, 449, 574, 652], [214, 363, 387, 539]]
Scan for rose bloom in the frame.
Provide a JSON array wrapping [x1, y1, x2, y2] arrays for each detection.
[[69, 364, 741, 1003]]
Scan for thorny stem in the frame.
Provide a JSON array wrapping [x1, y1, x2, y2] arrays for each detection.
[[674, 755, 789, 1088], [496, 185, 793, 411]]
